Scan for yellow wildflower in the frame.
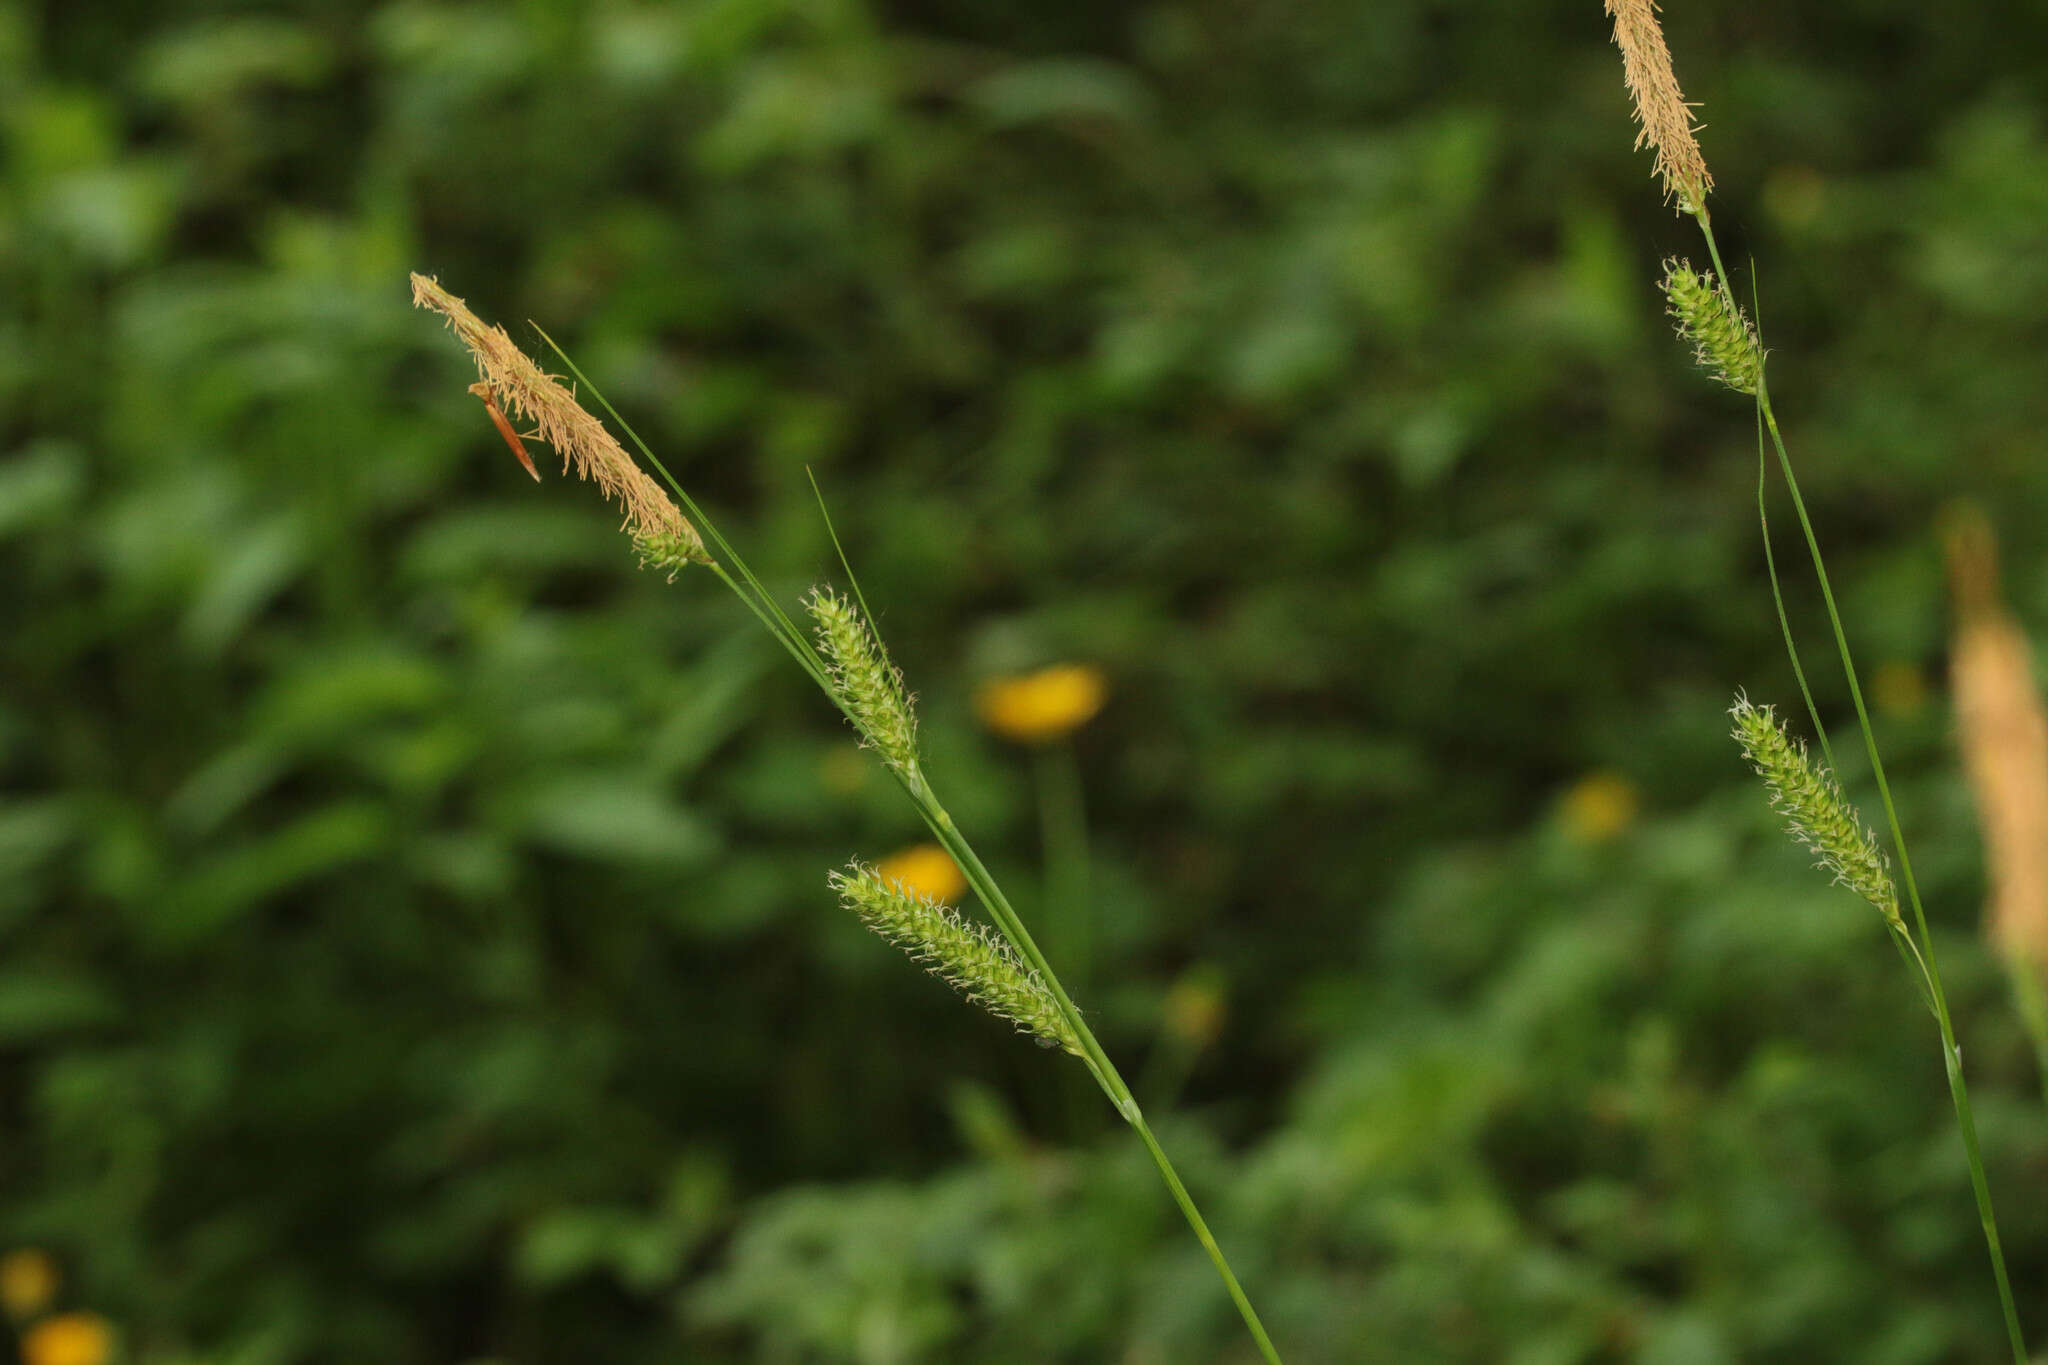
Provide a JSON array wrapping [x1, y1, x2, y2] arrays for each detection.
[[1162, 969, 1227, 1050], [1870, 660, 1929, 718], [818, 743, 869, 797], [1560, 771, 1640, 844], [875, 843, 966, 904], [22, 1313, 114, 1365], [0, 1248, 59, 1319], [974, 664, 1108, 744]]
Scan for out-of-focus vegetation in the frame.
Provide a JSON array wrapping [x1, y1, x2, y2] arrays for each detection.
[[4, 0, 2048, 1361]]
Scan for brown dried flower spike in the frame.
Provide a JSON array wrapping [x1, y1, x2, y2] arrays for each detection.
[[410, 273, 711, 574], [1947, 508, 2048, 977], [1604, 0, 1712, 212]]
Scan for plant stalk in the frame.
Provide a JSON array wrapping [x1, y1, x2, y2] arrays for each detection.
[[1696, 212, 2026, 1365], [533, 331, 1290, 1364], [917, 790, 1284, 1365]]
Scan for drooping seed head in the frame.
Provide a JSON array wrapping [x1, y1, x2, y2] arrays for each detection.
[[1604, 0, 1713, 212], [831, 863, 1081, 1055], [1662, 260, 1763, 395], [1731, 694, 1901, 929], [807, 587, 919, 779]]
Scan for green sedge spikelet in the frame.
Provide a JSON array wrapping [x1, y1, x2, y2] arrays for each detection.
[[808, 587, 919, 779], [1662, 260, 1763, 395], [1731, 694, 1902, 929], [831, 863, 1082, 1055], [635, 529, 712, 581]]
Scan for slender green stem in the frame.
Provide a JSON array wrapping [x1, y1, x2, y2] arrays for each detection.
[[1755, 401, 1836, 776], [914, 786, 1283, 1364], [1754, 383, 1933, 1012], [475, 332, 1285, 1361], [1131, 1111, 1287, 1365], [1697, 213, 2026, 1365], [529, 337, 1284, 1363]]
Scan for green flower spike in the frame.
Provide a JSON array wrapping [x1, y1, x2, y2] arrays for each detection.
[[808, 587, 920, 780], [831, 863, 1082, 1055], [1663, 259, 1764, 395], [1731, 693, 1901, 929]]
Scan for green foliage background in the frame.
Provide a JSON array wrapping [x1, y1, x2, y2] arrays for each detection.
[[5, 0, 2048, 1360]]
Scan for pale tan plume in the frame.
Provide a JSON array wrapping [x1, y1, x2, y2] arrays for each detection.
[[1603, 0, 1712, 211], [410, 273, 709, 566], [1946, 507, 2048, 974]]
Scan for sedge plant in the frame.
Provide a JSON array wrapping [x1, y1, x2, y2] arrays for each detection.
[[1602, 2, 2027, 1357], [409, 275, 1285, 1364]]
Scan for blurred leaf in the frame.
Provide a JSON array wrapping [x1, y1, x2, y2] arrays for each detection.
[[0, 443, 86, 541], [498, 772, 717, 867], [0, 971, 118, 1042], [155, 801, 392, 942]]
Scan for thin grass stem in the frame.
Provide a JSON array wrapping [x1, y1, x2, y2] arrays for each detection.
[[1131, 1111, 1286, 1365], [1697, 213, 2026, 1365], [914, 785, 1281, 1362], [539, 341, 1282, 1360], [1753, 366, 1835, 777]]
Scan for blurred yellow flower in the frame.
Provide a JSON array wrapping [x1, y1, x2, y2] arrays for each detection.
[[1162, 970, 1227, 1050], [22, 1313, 114, 1365], [0, 1248, 59, 1320], [875, 843, 967, 904], [817, 743, 869, 797], [1871, 659, 1929, 718], [1561, 770, 1639, 844], [975, 664, 1108, 744]]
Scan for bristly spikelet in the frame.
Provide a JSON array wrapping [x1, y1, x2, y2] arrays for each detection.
[[635, 529, 707, 582], [1603, 0, 1712, 212], [410, 273, 713, 572], [1663, 260, 1763, 395], [1731, 694, 1901, 928], [831, 863, 1081, 1055], [807, 587, 919, 779]]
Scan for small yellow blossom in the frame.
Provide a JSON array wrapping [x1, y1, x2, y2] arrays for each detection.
[[22, 1313, 114, 1365], [1561, 771, 1640, 844], [875, 843, 967, 904], [818, 743, 870, 797], [1, 1248, 60, 1320], [975, 664, 1108, 744], [1871, 660, 1929, 718], [1162, 970, 1227, 1050], [1763, 164, 1827, 229]]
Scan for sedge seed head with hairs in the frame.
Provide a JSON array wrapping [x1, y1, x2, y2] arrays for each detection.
[[1662, 260, 1763, 395], [1731, 694, 1901, 929], [1604, 0, 1713, 212], [410, 273, 711, 573], [831, 862, 1081, 1055], [807, 586, 920, 780]]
